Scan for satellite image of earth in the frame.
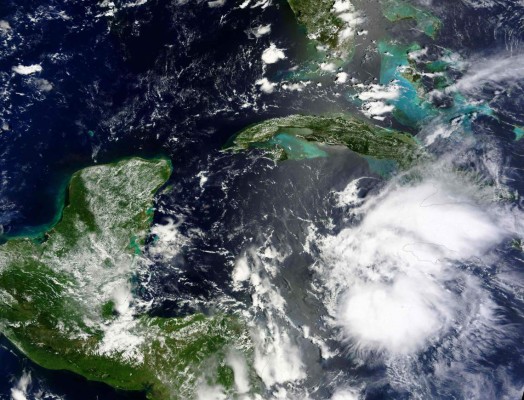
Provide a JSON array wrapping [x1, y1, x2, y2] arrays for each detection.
[[0, 0, 523, 399]]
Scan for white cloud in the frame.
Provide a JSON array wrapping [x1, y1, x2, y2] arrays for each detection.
[[337, 275, 452, 353], [226, 352, 251, 394], [149, 218, 188, 261], [197, 170, 208, 188], [335, 72, 348, 84], [332, 388, 361, 400], [330, 0, 364, 47], [335, 177, 371, 207], [255, 77, 277, 94], [362, 101, 394, 117], [0, 20, 11, 33], [34, 78, 53, 92], [450, 52, 524, 93], [332, 0, 352, 13], [196, 383, 227, 400], [423, 122, 455, 145], [251, 24, 271, 38], [319, 171, 510, 355], [112, 283, 132, 315], [281, 81, 310, 92], [358, 83, 400, 101], [12, 64, 42, 75], [233, 248, 306, 390], [320, 62, 337, 72], [254, 323, 306, 387], [232, 255, 251, 285], [10, 371, 31, 400], [408, 47, 428, 61], [97, 292, 145, 363], [356, 83, 400, 118], [208, 0, 226, 7], [261, 43, 286, 64]]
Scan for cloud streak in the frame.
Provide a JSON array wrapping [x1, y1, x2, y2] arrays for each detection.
[[449, 52, 524, 93]]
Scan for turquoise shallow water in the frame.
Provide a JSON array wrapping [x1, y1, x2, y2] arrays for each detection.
[[378, 41, 435, 127], [514, 126, 524, 140], [362, 156, 398, 177], [381, 0, 440, 38], [268, 133, 328, 159], [377, 41, 496, 132]]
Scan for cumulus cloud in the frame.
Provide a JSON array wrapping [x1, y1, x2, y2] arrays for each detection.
[[0, 20, 11, 33], [320, 62, 337, 72], [97, 287, 145, 363], [356, 83, 400, 119], [255, 77, 277, 94], [281, 81, 311, 92], [232, 254, 250, 286], [330, 0, 365, 46], [357, 83, 400, 101], [11, 371, 31, 400], [12, 64, 42, 75], [335, 72, 348, 84], [34, 78, 53, 92], [149, 217, 188, 260], [253, 322, 306, 387], [261, 43, 286, 64], [361, 101, 394, 118]]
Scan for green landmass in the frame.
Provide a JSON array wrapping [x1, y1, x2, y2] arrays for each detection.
[[0, 157, 253, 399], [225, 114, 422, 168], [380, 0, 441, 38], [287, 0, 358, 55], [282, 0, 440, 81], [285, 0, 439, 59]]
